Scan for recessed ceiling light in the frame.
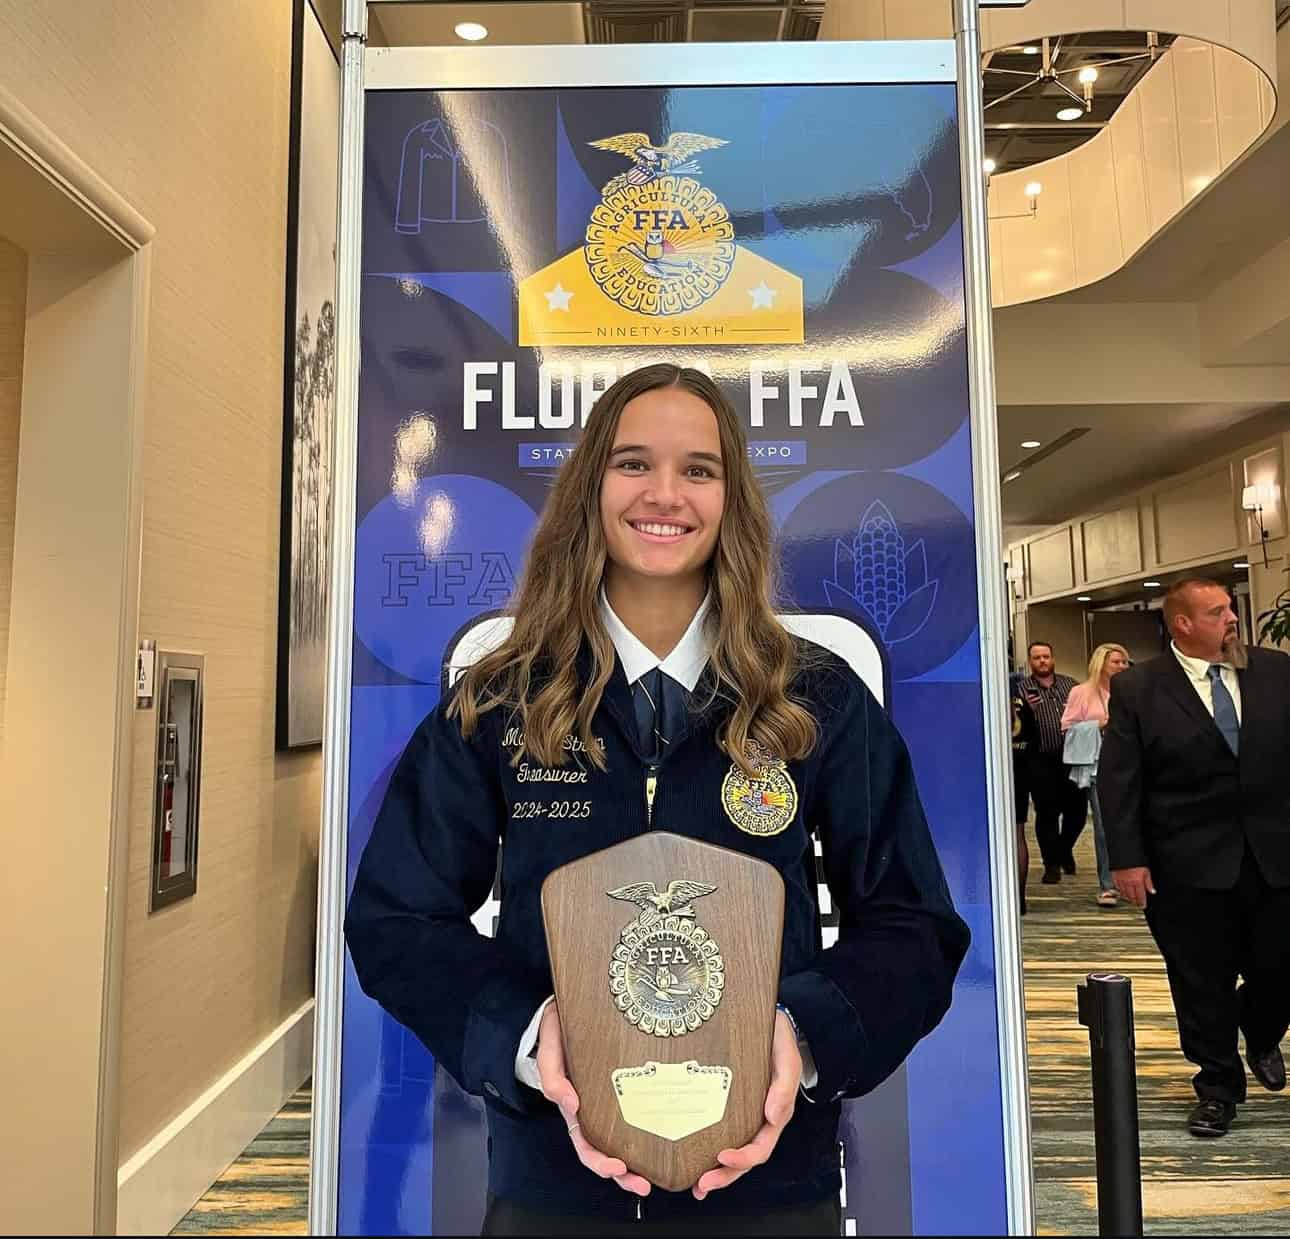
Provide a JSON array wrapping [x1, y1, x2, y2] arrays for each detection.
[[1077, 595, 1092, 602], [1143, 580, 1162, 588], [1021, 439, 1041, 449], [1057, 107, 1084, 121], [1003, 470, 1022, 483], [455, 21, 489, 41], [1234, 561, 1250, 568], [1022, 45, 1039, 54]]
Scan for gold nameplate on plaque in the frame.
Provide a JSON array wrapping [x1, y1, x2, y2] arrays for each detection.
[[612, 1061, 733, 1141]]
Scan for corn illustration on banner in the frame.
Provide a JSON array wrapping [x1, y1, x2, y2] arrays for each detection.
[[338, 75, 1006, 1236]]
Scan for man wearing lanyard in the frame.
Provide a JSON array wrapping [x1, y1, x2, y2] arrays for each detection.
[[1018, 641, 1087, 885]]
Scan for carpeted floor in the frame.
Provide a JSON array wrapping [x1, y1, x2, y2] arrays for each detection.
[[1025, 829, 1290, 1236], [171, 830, 1290, 1235], [170, 1086, 310, 1235]]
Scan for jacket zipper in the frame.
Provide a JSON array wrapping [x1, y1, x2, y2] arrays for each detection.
[[645, 765, 658, 828]]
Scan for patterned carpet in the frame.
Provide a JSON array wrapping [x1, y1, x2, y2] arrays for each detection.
[[171, 829, 1290, 1235], [170, 1086, 310, 1235], [1025, 830, 1290, 1236]]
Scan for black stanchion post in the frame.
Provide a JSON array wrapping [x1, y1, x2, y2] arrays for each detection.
[[1077, 972, 1144, 1237]]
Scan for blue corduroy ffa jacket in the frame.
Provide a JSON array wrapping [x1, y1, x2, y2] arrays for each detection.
[[345, 643, 970, 1222]]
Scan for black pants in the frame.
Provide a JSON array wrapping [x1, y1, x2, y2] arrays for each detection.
[[1012, 750, 1030, 826], [1145, 849, 1290, 1103], [481, 1194, 842, 1236], [1026, 752, 1087, 869]]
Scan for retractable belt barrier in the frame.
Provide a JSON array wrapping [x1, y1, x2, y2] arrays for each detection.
[[1077, 972, 1145, 1237]]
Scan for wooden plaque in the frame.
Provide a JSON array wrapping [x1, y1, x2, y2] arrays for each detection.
[[541, 832, 785, 1192]]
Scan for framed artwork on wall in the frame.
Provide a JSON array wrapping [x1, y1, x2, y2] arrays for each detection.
[[278, 0, 341, 749]]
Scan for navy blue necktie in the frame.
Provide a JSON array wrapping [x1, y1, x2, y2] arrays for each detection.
[[632, 668, 685, 762], [1207, 664, 1240, 757]]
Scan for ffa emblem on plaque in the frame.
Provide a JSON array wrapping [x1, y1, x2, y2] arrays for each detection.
[[721, 741, 798, 837], [607, 879, 725, 1037], [584, 132, 734, 316]]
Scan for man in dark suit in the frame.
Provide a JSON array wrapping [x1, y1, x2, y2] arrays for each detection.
[[1099, 578, 1290, 1138]]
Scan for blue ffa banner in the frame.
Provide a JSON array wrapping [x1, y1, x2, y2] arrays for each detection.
[[341, 76, 1006, 1235]]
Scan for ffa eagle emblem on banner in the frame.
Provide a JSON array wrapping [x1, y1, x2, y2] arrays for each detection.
[[518, 131, 804, 347]]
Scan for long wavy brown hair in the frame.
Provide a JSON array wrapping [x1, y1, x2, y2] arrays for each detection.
[[449, 363, 818, 774]]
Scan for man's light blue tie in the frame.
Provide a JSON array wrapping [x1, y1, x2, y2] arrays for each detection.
[[1207, 664, 1240, 757]]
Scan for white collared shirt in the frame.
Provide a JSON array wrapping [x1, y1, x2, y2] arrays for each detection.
[[514, 588, 817, 1092], [598, 587, 712, 692], [1171, 642, 1243, 724]]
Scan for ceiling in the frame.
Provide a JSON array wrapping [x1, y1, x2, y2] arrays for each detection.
[[1066, 556, 1250, 609], [997, 402, 1290, 531], [365, 0, 824, 45], [369, 1, 585, 45], [983, 32, 1175, 175]]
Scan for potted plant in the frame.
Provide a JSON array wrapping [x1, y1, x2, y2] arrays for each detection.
[[1257, 570, 1290, 648]]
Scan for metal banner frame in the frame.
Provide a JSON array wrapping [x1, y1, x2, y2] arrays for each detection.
[[311, 1, 1032, 1231]]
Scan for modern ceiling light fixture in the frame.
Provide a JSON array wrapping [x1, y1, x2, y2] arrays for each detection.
[[1021, 440, 1041, 449], [454, 20, 489, 41], [1143, 580, 1162, 588], [984, 32, 1161, 121]]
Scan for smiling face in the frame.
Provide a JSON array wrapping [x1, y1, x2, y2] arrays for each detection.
[[598, 385, 725, 593]]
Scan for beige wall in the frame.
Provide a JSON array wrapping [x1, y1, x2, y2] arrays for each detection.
[[0, 0, 321, 1166], [0, 236, 23, 745], [1007, 420, 1290, 646], [1023, 603, 1088, 681]]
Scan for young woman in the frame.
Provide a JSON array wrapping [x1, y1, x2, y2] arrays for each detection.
[[1060, 643, 1131, 907], [345, 364, 970, 1236]]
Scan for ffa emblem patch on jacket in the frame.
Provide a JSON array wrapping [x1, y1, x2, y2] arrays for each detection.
[[721, 741, 798, 837]]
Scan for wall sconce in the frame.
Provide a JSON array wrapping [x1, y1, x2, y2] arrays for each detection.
[[990, 179, 1042, 222], [1242, 482, 1278, 567]]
